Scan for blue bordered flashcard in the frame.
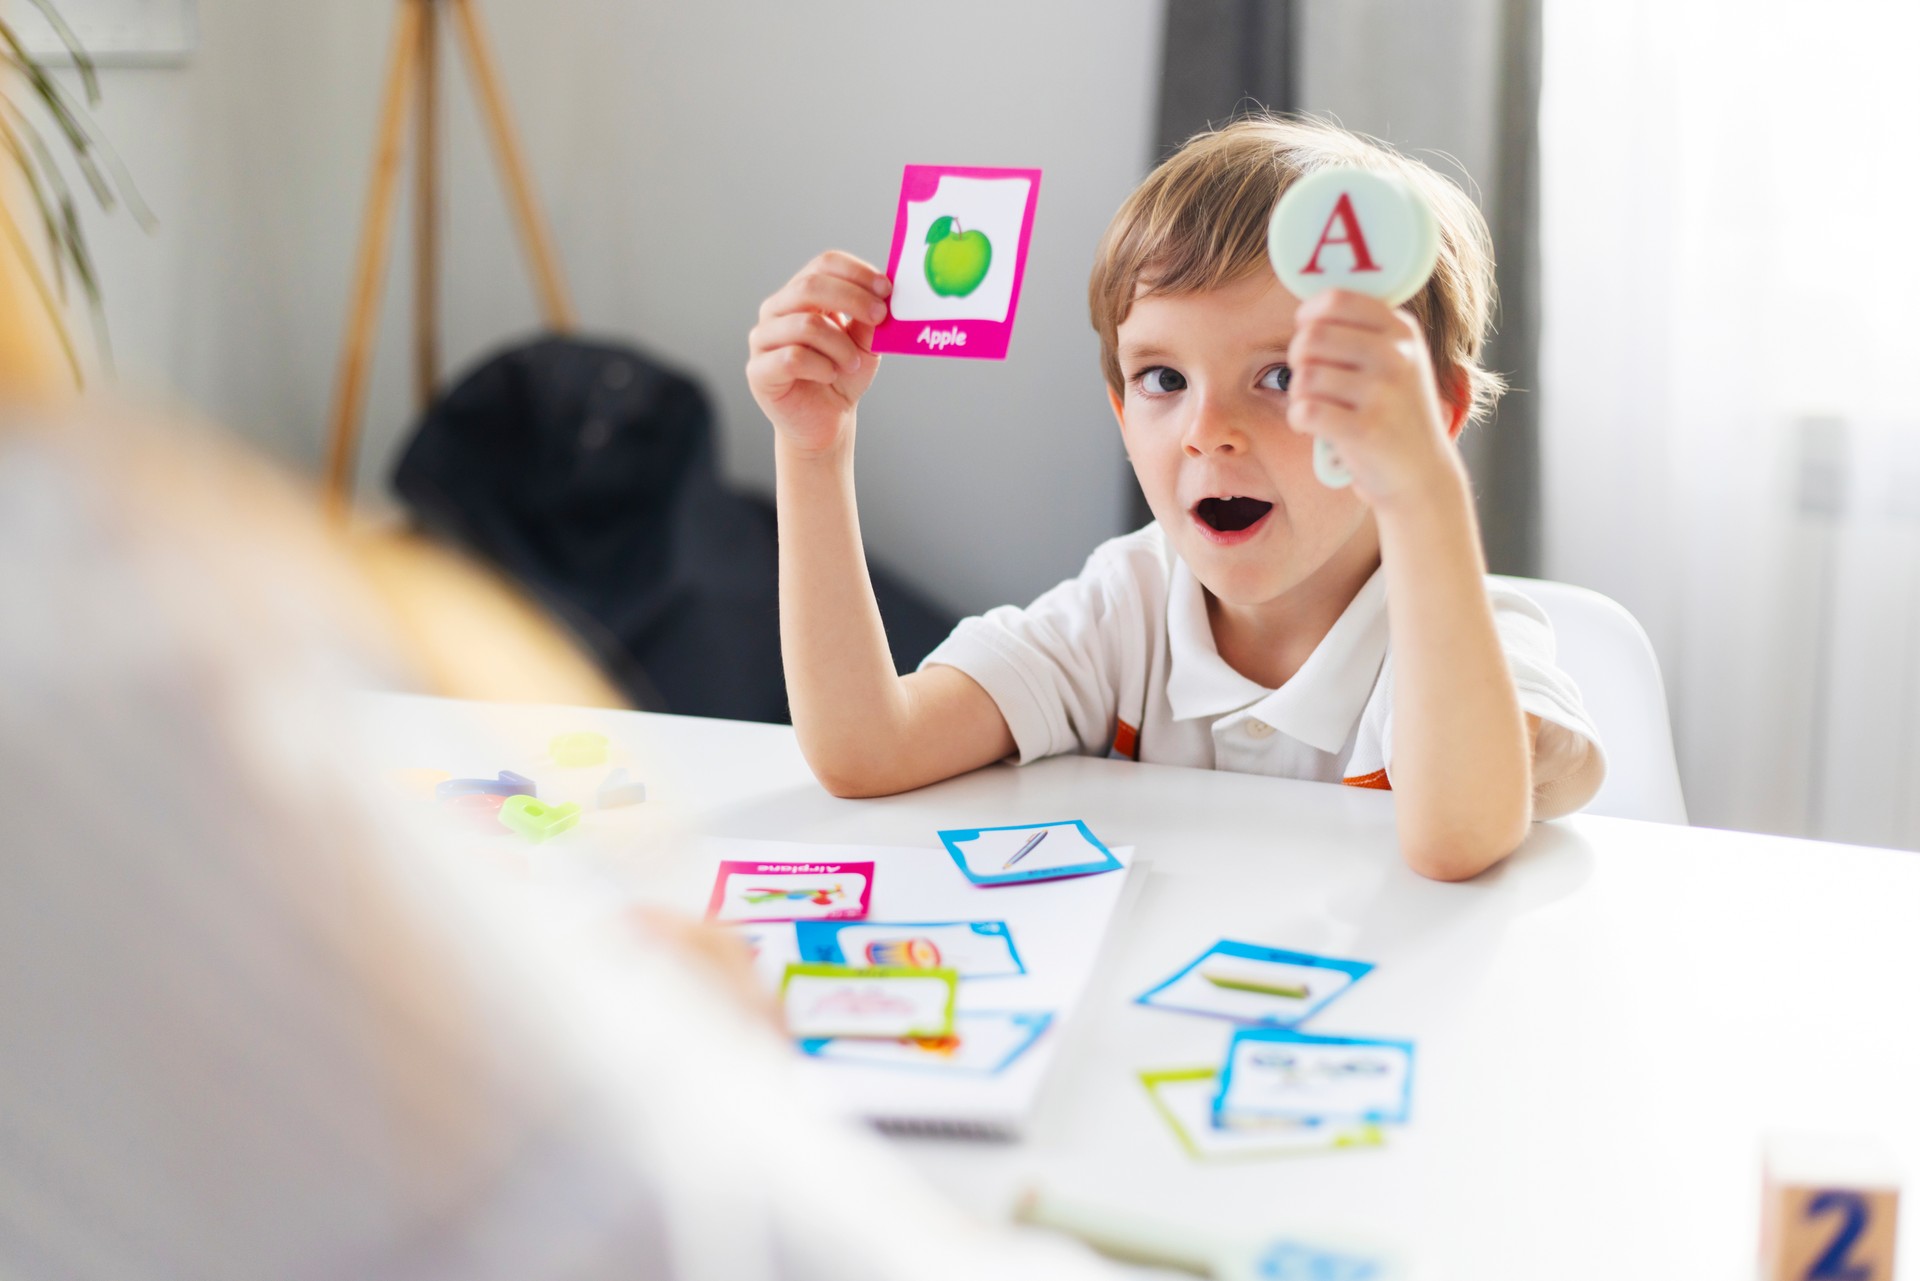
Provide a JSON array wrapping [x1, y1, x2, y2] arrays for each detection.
[[795, 920, 1025, 979], [1212, 1028, 1415, 1129], [1135, 940, 1373, 1026], [799, 1010, 1053, 1076], [936, 819, 1121, 886]]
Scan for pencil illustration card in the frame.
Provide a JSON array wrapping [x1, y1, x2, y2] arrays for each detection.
[[705, 859, 874, 923], [800, 1010, 1052, 1075], [937, 819, 1120, 887], [1212, 1029, 1415, 1129], [1135, 940, 1374, 1026], [871, 164, 1042, 360], [795, 920, 1025, 979], [780, 963, 957, 1040], [1139, 1068, 1385, 1161]]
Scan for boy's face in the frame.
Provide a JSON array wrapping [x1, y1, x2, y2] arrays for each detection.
[[1109, 270, 1377, 612]]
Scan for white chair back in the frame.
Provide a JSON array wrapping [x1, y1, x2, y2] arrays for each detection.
[[1491, 575, 1688, 825]]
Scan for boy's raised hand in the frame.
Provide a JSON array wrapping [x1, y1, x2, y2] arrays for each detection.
[[747, 251, 892, 456], [1285, 289, 1466, 508]]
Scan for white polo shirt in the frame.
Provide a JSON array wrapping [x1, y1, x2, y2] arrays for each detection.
[[921, 523, 1606, 820]]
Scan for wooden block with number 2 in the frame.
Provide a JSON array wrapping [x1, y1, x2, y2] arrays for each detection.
[[1761, 1134, 1900, 1281]]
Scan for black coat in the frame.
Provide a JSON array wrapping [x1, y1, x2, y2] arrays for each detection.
[[393, 335, 954, 723]]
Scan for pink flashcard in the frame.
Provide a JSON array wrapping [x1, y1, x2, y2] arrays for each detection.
[[705, 859, 875, 923], [871, 164, 1042, 361]]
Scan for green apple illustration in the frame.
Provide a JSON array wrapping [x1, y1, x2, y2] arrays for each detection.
[[923, 216, 993, 297]]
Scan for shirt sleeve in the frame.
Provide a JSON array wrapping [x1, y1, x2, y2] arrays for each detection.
[[918, 538, 1147, 765], [1488, 585, 1609, 820]]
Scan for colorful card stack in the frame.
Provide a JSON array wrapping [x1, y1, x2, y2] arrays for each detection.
[[1134, 938, 1415, 1161], [731, 915, 1051, 1077]]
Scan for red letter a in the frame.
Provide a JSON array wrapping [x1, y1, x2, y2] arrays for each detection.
[[1300, 193, 1380, 275]]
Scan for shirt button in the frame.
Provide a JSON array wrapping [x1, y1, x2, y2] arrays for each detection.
[[1243, 719, 1275, 739]]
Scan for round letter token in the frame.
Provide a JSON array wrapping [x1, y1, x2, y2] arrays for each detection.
[[1268, 167, 1441, 488]]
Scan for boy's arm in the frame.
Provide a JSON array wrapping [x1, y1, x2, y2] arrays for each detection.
[[774, 435, 1015, 796], [1288, 290, 1534, 880], [749, 252, 1015, 797], [1372, 464, 1538, 880]]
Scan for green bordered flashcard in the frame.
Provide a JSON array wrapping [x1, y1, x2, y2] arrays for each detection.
[[779, 962, 957, 1040], [1140, 1067, 1385, 1162]]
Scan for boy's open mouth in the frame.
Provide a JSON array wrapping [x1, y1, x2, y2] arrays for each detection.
[[1194, 496, 1275, 533]]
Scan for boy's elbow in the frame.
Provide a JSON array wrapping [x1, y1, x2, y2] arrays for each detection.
[[811, 764, 904, 800], [1400, 809, 1533, 882], [799, 738, 910, 799]]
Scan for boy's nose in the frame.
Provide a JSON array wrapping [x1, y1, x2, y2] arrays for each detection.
[[1181, 397, 1249, 457]]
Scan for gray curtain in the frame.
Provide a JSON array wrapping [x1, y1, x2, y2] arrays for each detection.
[[1139, 0, 1541, 576]]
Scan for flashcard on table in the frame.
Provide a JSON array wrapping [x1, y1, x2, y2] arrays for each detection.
[[1213, 1029, 1415, 1129], [937, 820, 1120, 886], [1135, 940, 1373, 1026], [800, 1010, 1052, 1076], [872, 164, 1041, 361], [705, 860, 874, 922], [780, 963, 957, 1040], [1140, 1068, 1384, 1162], [796, 920, 1024, 979]]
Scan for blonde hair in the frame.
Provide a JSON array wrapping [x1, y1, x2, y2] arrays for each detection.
[[1089, 113, 1506, 424]]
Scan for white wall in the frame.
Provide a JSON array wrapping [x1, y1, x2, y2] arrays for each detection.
[[65, 0, 1163, 616]]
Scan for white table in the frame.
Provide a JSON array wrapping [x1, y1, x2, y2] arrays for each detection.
[[367, 695, 1920, 1280]]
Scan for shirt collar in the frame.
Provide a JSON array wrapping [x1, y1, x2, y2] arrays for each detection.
[[1164, 558, 1391, 754]]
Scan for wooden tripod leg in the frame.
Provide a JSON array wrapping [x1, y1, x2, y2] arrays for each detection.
[[449, 0, 577, 331], [414, 0, 441, 410], [325, 0, 423, 516]]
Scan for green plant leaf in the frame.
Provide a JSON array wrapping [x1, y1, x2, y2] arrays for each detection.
[[925, 215, 955, 245], [0, 7, 156, 382], [21, 0, 96, 103]]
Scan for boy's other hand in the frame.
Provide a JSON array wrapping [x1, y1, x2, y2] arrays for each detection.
[[1285, 290, 1466, 509], [748, 251, 892, 458]]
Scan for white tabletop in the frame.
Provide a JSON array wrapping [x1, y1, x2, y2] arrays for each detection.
[[366, 695, 1920, 1281]]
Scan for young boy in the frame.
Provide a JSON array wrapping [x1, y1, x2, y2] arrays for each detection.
[[745, 116, 1604, 881]]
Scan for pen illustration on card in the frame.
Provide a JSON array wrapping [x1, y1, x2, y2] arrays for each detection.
[[796, 920, 1025, 979], [706, 860, 874, 922], [937, 819, 1121, 886], [1136, 940, 1373, 1026], [873, 164, 1041, 360]]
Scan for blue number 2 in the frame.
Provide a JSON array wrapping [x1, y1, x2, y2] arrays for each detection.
[[1804, 1190, 1872, 1281]]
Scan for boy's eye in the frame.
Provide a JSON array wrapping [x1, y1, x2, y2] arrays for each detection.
[[1259, 363, 1293, 392], [1138, 367, 1187, 394]]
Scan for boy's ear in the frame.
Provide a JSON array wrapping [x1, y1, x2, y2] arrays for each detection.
[[1106, 385, 1126, 427], [1441, 368, 1471, 441]]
